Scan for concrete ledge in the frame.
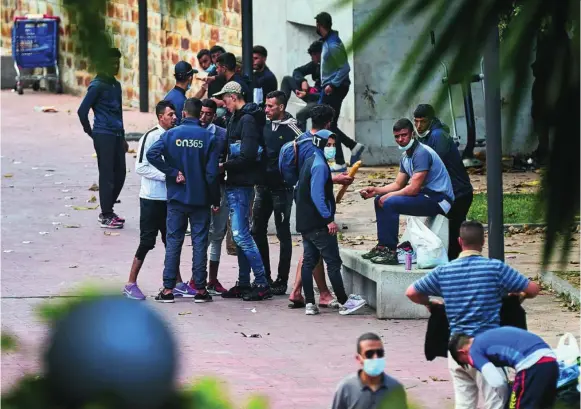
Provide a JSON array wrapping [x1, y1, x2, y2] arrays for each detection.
[[539, 271, 580, 306], [340, 248, 430, 319]]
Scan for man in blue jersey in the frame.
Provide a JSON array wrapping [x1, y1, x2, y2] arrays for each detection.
[[405, 221, 540, 409]]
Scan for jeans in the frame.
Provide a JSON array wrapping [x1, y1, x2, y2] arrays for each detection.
[[92, 133, 126, 215], [375, 193, 447, 249], [163, 202, 210, 290], [301, 228, 348, 305], [209, 185, 228, 262], [251, 186, 293, 282], [446, 192, 474, 260], [226, 187, 267, 286], [319, 84, 357, 165]]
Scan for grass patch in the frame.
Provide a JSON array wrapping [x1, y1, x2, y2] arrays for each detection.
[[468, 193, 544, 224], [554, 271, 580, 289]]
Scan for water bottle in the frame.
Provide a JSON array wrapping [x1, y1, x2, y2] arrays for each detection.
[[405, 253, 412, 270]]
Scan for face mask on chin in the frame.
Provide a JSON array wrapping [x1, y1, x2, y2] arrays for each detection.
[[398, 138, 415, 151], [363, 358, 386, 377], [205, 64, 216, 73], [413, 121, 432, 138]]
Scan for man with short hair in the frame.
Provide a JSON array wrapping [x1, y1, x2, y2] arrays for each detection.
[[77, 47, 128, 229], [280, 40, 323, 132], [406, 220, 540, 409], [359, 118, 455, 265], [296, 104, 366, 316], [147, 98, 221, 303], [332, 333, 408, 409], [210, 45, 226, 65], [213, 81, 271, 301], [165, 61, 198, 123], [252, 90, 303, 295], [252, 45, 278, 106], [197, 49, 214, 73], [315, 12, 364, 171], [413, 104, 474, 260], [124, 101, 196, 300]]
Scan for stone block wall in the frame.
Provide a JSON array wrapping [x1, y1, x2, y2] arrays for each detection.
[[1, 0, 242, 110]]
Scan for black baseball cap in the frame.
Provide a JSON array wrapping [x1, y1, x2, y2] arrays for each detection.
[[174, 61, 197, 80]]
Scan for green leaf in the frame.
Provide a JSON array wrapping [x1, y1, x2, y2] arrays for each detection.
[[36, 286, 116, 324], [245, 395, 269, 409], [1, 333, 17, 352]]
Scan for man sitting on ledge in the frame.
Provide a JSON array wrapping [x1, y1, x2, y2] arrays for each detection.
[[359, 118, 455, 265]]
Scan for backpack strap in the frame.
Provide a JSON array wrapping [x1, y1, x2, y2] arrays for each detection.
[[293, 141, 299, 167]]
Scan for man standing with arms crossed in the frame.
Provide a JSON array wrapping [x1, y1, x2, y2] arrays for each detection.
[[147, 98, 221, 303], [406, 221, 540, 409]]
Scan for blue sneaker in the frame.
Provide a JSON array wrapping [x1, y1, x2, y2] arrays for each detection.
[[350, 143, 365, 164], [173, 282, 197, 298], [123, 283, 146, 300]]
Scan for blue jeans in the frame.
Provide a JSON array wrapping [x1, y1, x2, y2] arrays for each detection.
[[163, 202, 210, 290], [226, 187, 267, 286], [375, 193, 446, 248]]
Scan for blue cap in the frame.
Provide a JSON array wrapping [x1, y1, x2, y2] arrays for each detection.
[[312, 129, 336, 149]]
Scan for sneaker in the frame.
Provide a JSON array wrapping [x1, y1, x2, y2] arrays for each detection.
[[194, 291, 213, 303], [305, 303, 320, 315], [221, 282, 252, 299], [242, 285, 272, 301], [173, 282, 197, 298], [270, 279, 287, 296], [350, 143, 365, 164], [339, 294, 367, 315], [207, 281, 227, 295], [329, 163, 347, 173], [100, 215, 124, 229], [123, 283, 145, 300], [112, 212, 125, 223], [362, 245, 383, 260], [154, 290, 175, 303], [370, 247, 398, 265]]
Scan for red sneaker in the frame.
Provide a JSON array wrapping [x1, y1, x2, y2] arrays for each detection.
[[207, 280, 227, 295]]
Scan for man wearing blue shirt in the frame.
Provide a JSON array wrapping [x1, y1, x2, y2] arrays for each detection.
[[359, 118, 455, 265], [164, 61, 197, 123], [449, 327, 559, 409], [147, 98, 220, 304]]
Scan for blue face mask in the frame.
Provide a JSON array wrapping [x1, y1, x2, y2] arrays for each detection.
[[398, 138, 415, 151], [324, 146, 336, 160], [363, 358, 386, 377], [205, 64, 216, 73]]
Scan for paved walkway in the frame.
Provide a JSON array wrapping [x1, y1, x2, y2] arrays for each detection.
[[1, 91, 577, 409]]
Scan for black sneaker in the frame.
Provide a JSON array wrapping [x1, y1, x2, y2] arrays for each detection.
[[370, 248, 398, 265], [362, 245, 382, 260], [194, 291, 213, 303], [155, 290, 175, 303], [100, 215, 124, 229], [270, 279, 287, 296], [221, 282, 252, 299], [242, 285, 272, 301], [98, 213, 125, 223]]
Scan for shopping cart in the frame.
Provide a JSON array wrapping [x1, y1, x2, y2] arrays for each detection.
[[12, 14, 62, 95]]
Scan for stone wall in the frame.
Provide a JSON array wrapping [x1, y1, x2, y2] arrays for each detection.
[[1, 0, 242, 110]]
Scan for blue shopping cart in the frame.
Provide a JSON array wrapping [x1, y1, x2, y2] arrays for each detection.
[[12, 14, 62, 95]]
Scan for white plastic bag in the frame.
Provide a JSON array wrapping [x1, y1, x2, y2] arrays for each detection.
[[406, 216, 449, 269], [555, 333, 580, 365], [401, 215, 450, 252]]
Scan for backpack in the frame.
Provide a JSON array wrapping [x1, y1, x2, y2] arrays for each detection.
[[278, 136, 312, 187]]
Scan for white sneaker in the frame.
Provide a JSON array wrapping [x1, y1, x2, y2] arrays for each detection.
[[339, 294, 367, 315], [329, 163, 347, 172], [350, 143, 365, 163], [305, 303, 320, 315]]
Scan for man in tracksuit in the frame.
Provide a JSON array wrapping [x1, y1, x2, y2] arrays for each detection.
[[164, 61, 197, 123], [295, 106, 367, 316], [147, 98, 221, 303], [212, 81, 272, 301], [413, 104, 474, 260], [77, 47, 127, 229], [315, 12, 364, 171], [251, 91, 303, 295]]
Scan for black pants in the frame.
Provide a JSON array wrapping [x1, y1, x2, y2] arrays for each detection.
[[280, 76, 318, 132], [251, 186, 293, 282], [301, 228, 347, 305], [320, 84, 357, 165], [135, 198, 167, 260], [508, 360, 559, 409], [446, 192, 473, 260], [93, 133, 126, 215]]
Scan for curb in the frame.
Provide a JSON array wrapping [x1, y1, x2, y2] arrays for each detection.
[[125, 132, 142, 142], [483, 223, 579, 232], [539, 271, 580, 305]]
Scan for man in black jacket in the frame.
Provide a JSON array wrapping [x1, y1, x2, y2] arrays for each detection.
[[251, 91, 303, 295], [252, 45, 278, 106], [280, 40, 323, 131], [213, 81, 271, 301]]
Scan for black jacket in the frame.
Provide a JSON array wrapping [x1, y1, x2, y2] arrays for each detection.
[[292, 61, 321, 103], [223, 103, 266, 187], [262, 112, 303, 188], [253, 66, 278, 105], [424, 296, 528, 361]]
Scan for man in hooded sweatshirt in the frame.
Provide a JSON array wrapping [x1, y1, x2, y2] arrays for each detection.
[[251, 91, 303, 296], [213, 81, 272, 301], [413, 104, 474, 260]]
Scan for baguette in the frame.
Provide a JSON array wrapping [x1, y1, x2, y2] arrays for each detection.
[[335, 160, 362, 204]]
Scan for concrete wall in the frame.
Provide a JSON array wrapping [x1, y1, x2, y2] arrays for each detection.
[[2, 0, 242, 111]]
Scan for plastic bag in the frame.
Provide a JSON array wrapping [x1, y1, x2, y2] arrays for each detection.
[[558, 361, 580, 389], [556, 333, 580, 365], [406, 216, 449, 269], [400, 215, 450, 252]]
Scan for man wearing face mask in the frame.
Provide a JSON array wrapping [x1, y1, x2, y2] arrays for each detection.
[[413, 104, 473, 261], [332, 333, 408, 409], [164, 61, 197, 123], [360, 118, 455, 265]]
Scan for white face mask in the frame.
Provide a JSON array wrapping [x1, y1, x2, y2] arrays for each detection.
[[398, 138, 415, 151], [413, 121, 432, 138]]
